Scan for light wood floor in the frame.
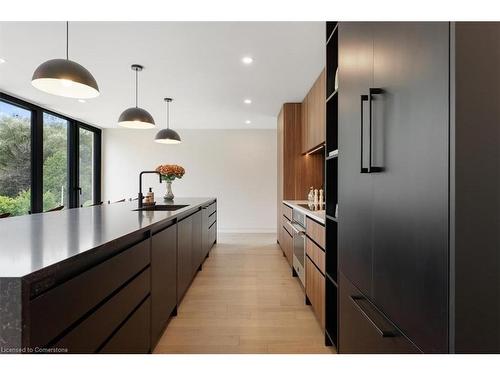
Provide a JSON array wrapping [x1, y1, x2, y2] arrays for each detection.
[[154, 233, 335, 354]]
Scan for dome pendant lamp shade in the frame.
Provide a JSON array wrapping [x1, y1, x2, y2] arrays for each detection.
[[118, 64, 156, 129], [31, 22, 100, 99], [154, 98, 181, 144]]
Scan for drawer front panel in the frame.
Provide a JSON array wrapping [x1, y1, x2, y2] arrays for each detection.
[[339, 272, 421, 354], [281, 215, 293, 238], [54, 268, 150, 353], [281, 225, 293, 266], [99, 296, 151, 354], [208, 210, 217, 227], [306, 217, 325, 249], [151, 224, 177, 348], [306, 257, 325, 328], [29, 239, 150, 347], [206, 202, 216, 217], [209, 222, 217, 246], [282, 204, 293, 221], [306, 237, 325, 274]]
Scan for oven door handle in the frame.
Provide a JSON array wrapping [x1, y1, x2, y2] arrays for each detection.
[[287, 221, 305, 236]]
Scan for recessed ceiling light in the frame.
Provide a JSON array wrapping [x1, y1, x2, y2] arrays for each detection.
[[243, 99, 252, 104], [78, 99, 86, 103], [245, 120, 251, 124], [0, 58, 6, 64], [242, 56, 253, 65]]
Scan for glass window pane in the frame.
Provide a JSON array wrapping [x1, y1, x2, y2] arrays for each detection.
[[43, 113, 68, 211], [0, 101, 32, 216], [79, 128, 94, 207]]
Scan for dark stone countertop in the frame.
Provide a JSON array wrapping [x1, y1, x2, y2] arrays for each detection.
[[0, 198, 215, 279]]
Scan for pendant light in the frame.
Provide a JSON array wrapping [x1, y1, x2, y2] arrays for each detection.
[[32, 22, 100, 99], [154, 98, 182, 144], [118, 64, 156, 129]]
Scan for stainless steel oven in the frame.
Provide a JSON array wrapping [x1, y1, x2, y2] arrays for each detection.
[[287, 209, 306, 287]]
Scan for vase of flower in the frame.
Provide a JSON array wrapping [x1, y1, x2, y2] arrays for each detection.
[[155, 164, 185, 201], [164, 179, 174, 200]]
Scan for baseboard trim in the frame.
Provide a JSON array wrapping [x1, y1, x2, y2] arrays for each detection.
[[218, 228, 277, 234]]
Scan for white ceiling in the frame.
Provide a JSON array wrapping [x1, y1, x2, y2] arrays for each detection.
[[0, 22, 325, 129]]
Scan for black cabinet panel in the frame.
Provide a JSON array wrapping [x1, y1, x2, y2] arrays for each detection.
[[177, 214, 193, 302], [29, 239, 150, 347], [192, 210, 203, 273], [202, 203, 216, 260], [54, 268, 150, 353], [338, 22, 375, 297], [339, 272, 420, 353], [151, 223, 177, 348], [99, 297, 151, 354], [371, 22, 449, 353], [338, 22, 450, 353]]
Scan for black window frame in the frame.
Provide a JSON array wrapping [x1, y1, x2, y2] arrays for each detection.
[[0, 92, 102, 213]]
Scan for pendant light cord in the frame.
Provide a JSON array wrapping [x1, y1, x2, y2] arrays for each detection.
[[135, 69, 138, 108], [166, 100, 170, 129], [66, 21, 69, 60]]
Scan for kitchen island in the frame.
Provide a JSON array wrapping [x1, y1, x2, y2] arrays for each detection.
[[0, 198, 217, 353]]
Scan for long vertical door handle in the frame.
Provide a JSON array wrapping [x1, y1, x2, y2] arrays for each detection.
[[368, 88, 384, 173], [360, 94, 369, 173]]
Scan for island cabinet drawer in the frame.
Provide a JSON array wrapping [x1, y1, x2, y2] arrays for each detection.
[[206, 201, 217, 217], [53, 268, 150, 353], [28, 239, 150, 348], [306, 217, 325, 249], [282, 203, 292, 221], [306, 237, 325, 274], [208, 209, 217, 228], [99, 296, 151, 354], [208, 221, 217, 245]]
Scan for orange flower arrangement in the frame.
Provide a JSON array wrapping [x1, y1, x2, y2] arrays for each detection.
[[155, 164, 185, 182]]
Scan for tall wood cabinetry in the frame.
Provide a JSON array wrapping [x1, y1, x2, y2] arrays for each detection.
[[277, 102, 325, 263], [302, 69, 326, 153], [337, 22, 500, 353], [277, 103, 302, 260]]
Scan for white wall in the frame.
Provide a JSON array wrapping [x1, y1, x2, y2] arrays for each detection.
[[102, 129, 277, 233]]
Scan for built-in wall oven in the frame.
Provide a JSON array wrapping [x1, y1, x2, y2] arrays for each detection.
[[287, 209, 306, 287]]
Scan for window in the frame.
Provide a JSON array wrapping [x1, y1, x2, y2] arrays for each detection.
[[0, 93, 101, 215], [0, 101, 32, 216], [43, 113, 69, 211], [79, 127, 95, 207]]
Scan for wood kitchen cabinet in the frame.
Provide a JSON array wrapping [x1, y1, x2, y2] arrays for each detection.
[[280, 215, 293, 266], [337, 22, 500, 353], [305, 219, 326, 329], [306, 256, 325, 329], [151, 222, 177, 348], [277, 103, 323, 257], [302, 69, 326, 153], [277, 104, 303, 227], [277, 104, 302, 255]]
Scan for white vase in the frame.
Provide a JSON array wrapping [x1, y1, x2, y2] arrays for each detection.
[[164, 180, 174, 200]]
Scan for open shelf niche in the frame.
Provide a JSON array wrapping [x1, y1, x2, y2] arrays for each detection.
[[324, 20, 339, 349]]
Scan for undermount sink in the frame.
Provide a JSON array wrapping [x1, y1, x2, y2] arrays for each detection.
[[133, 204, 189, 212]]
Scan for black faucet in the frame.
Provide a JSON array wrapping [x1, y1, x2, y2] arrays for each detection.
[[138, 171, 163, 208]]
